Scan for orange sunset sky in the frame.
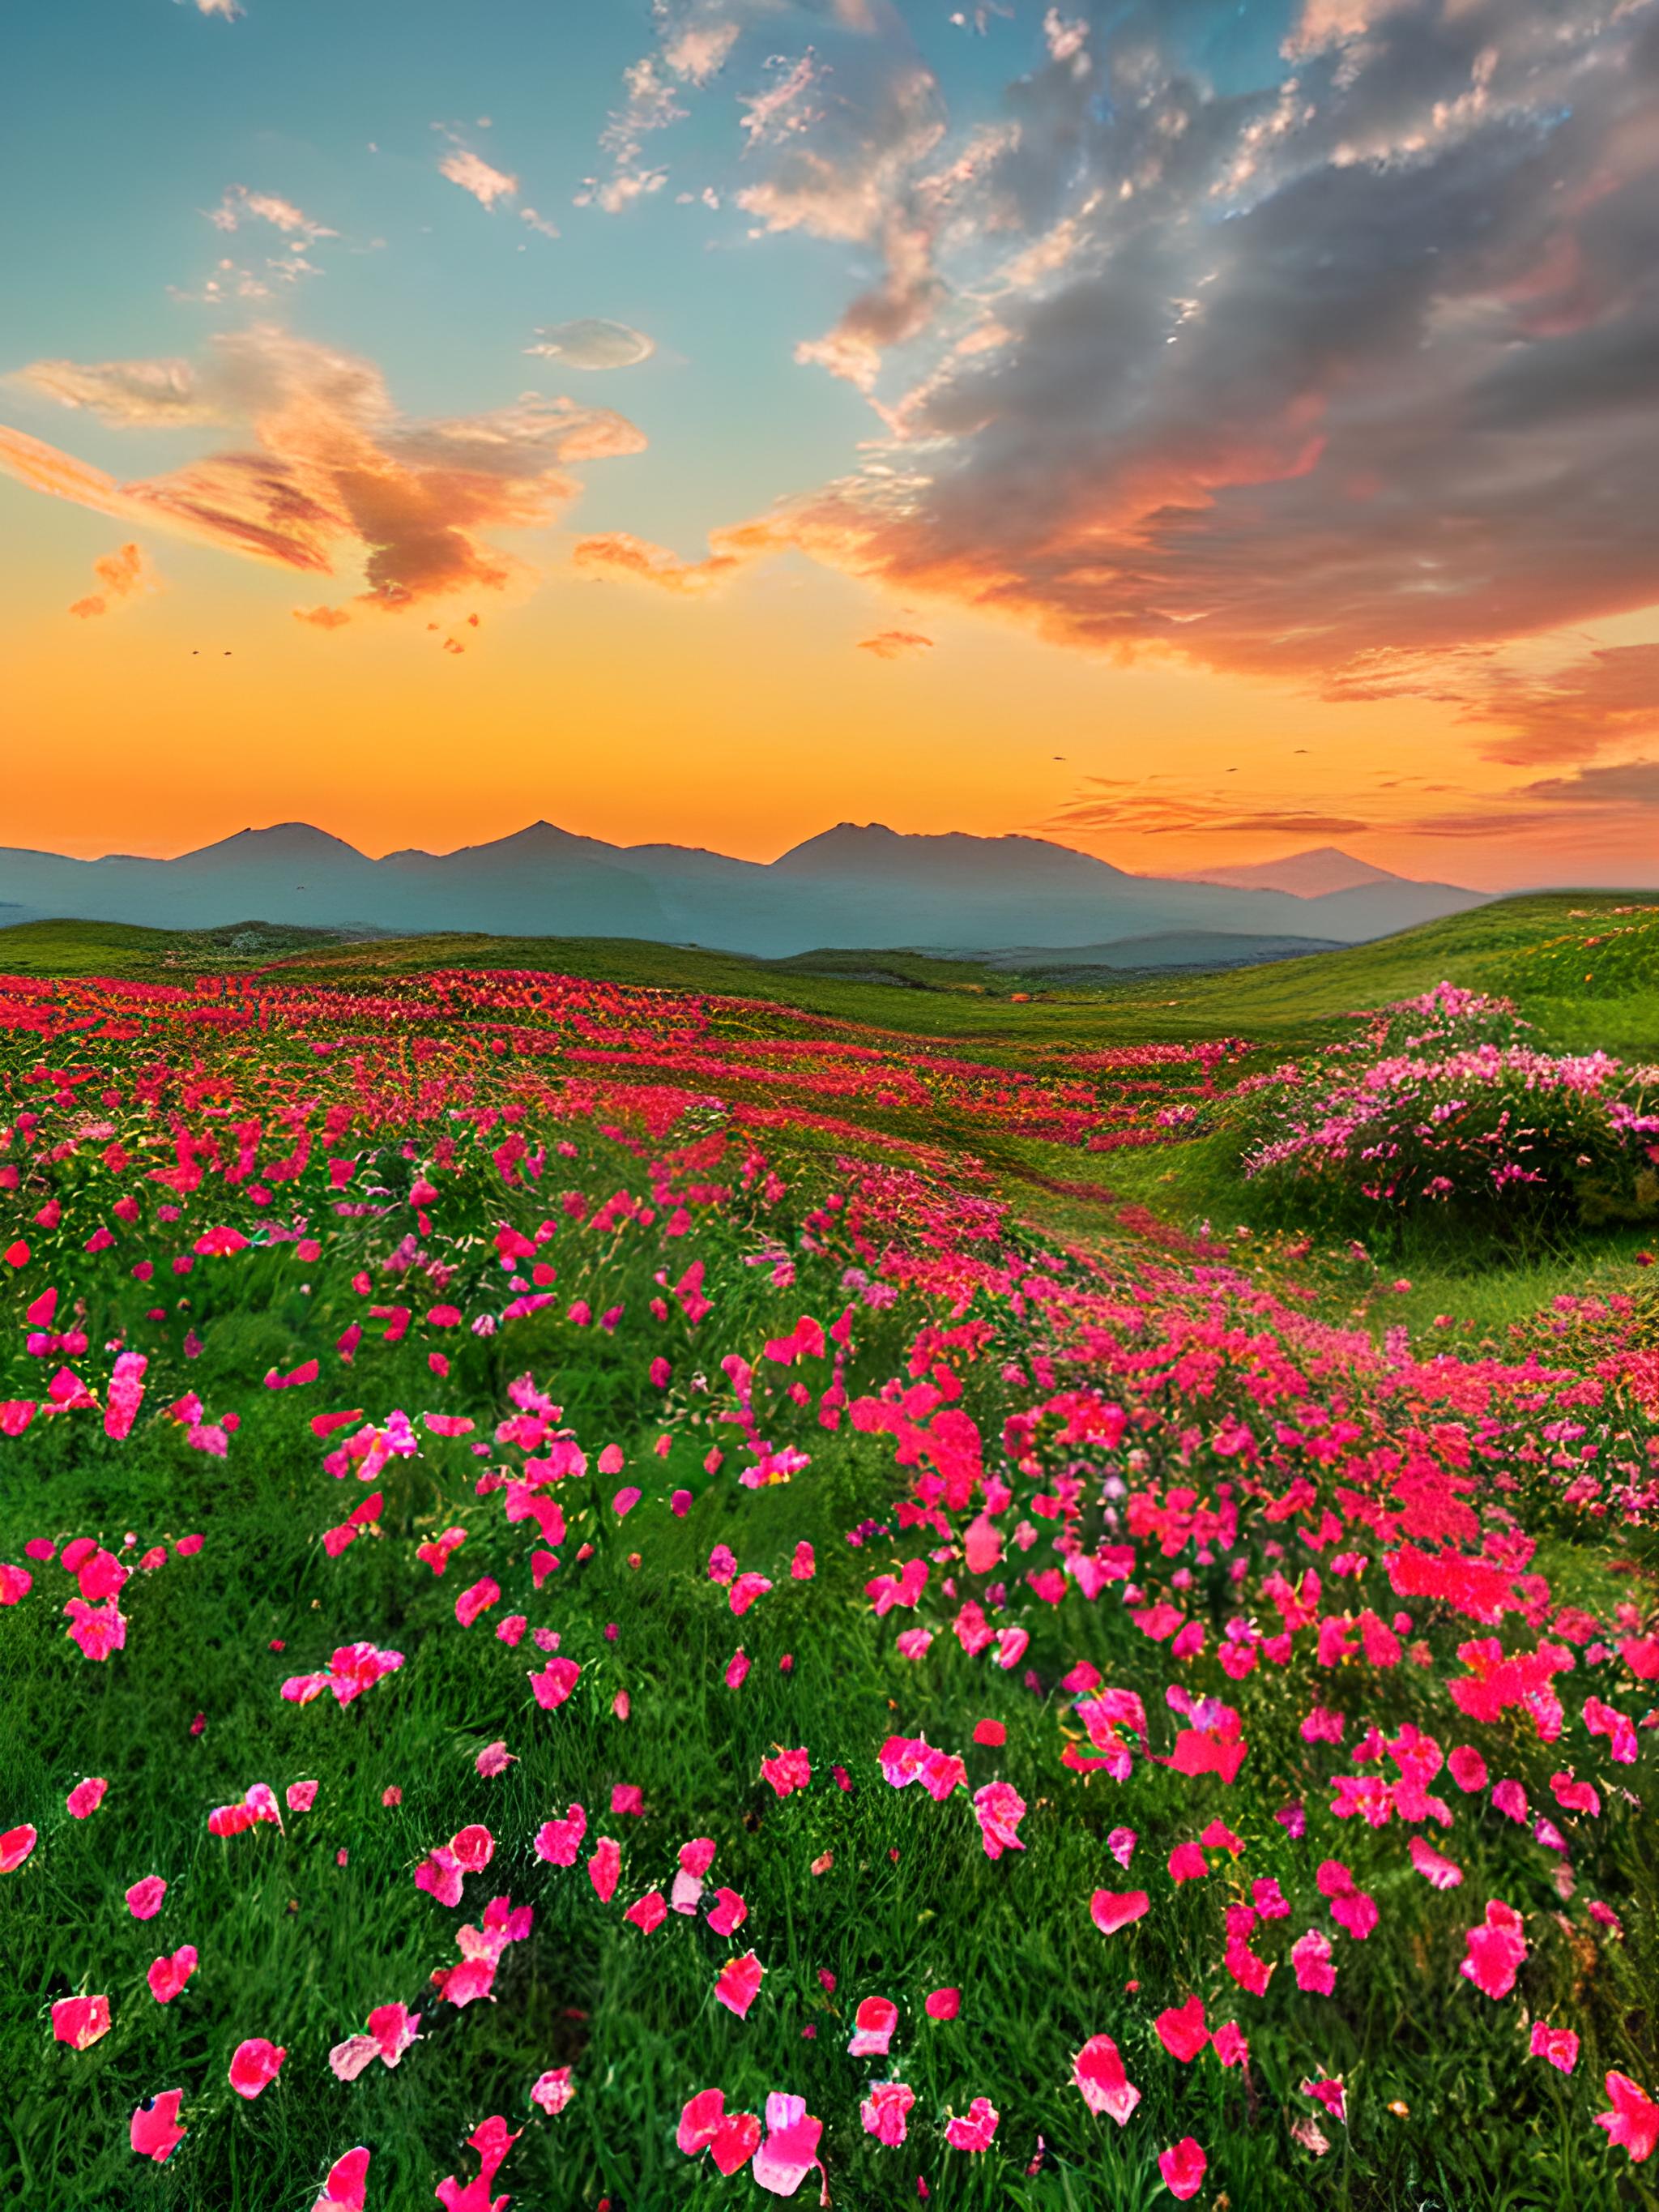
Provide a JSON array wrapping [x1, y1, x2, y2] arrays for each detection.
[[4, 0, 1658, 887]]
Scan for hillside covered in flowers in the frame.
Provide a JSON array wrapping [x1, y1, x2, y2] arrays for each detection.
[[1, 942, 1656, 2210]]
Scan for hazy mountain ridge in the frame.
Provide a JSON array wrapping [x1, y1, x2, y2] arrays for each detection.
[[0, 822, 1487, 959]]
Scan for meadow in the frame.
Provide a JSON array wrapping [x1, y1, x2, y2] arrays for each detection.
[[1, 895, 1656, 2212]]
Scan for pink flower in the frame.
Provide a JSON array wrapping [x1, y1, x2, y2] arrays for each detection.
[[1168, 1841, 1208, 1883], [679, 2087, 761, 2175], [707, 1886, 748, 1935], [130, 2090, 186, 2163], [861, 2081, 915, 2146], [1531, 2022, 1579, 2074], [476, 1740, 517, 1778], [848, 1996, 898, 2056], [228, 2037, 287, 2099], [1447, 1744, 1487, 1791], [1595, 2073, 1659, 2163], [66, 1777, 108, 1819], [1158, 2137, 1208, 2201], [1073, 2033, 1140, 2124], [752, 2094, 824, 2196], [287, 1779, 320, 1813], [587, 1837, 621, 1902], [625, 1889, 667, 1932], [415, 1845, 465, 1907], [945, 2097, 1000, 2153], [1, 1825, 39, 1873], [454, 1576, 500, 1627], [531, 2068, 574, 2116], [126, 1875, 168, 1920], [1409, 1836, 1463, 1889], [1291, 1929, 1336, 1994], [313, 2146, 370, 2211], [924, 1986, 960, 2020], [53, 1994, 111, 2049], [1212, 2021, 1249, 2068], [1090, 1888, 1149, 1936], [528, 1655, 581, 1709], [715, 1950, 764, 2018], [760, 1747, 812, 1799], [147, 1946, 198, 2004], [1154, 1995, 1209, 2064], [1460, 1900, 1526, 2001], [1491, 1779, 1528, 1823], [1303, 2076, 1347, 2123], [451, 1825, 495, 1872], [972, 1780, 1026, 1859], [533, 1806, 587, 1866]]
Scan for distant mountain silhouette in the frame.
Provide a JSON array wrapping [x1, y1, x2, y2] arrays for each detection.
[[0, 821, 1489, 958], [1182, 846, 1440, 897]]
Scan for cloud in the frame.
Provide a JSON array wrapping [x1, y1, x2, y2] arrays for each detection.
[[190, 0, 242, 17], [1045, 784, 1375, 839], [1451, 644, 1659, 767], [858, 627, 932, 657], [571, 523, 782, 593], [1518, 757, 1659, 810], [525, 318, 655, 371], [662, 17, 741, 83], [581, 54, 686, 211], [740, 52, 824, 147], [68, 541, 160, 620], [438, 145, 519, 210], [293, 603, 352, 630], [647, 0, 1659, 742], [13, 356, 212, 428], [208, 188, 335, 242], [2, 327, 646, 612]]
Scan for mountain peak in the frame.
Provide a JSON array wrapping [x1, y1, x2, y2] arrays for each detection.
[[173, 822, 372, 868], [771, 823, 1131, 883], [1183, 847, 1427, 897]]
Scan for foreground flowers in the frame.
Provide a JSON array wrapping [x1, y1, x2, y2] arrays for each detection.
[[1, 951, 1654, 2202]]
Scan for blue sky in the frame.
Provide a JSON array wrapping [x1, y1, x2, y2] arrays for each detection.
[[3, 0, 1657, 883]]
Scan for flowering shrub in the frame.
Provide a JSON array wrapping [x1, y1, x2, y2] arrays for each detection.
[[1238, 984, 1659, 1241]]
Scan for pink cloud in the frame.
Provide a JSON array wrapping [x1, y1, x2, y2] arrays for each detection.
[[2, 328, 646, 613]]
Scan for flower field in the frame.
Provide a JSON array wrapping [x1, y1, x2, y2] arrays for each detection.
[[2, 952, 1657, 2210]]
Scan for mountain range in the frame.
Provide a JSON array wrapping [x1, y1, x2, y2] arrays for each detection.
[[0, 822, 1487, 962]]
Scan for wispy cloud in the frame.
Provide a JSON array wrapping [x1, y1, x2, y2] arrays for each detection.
[[68, 542, 161, 620], [858, 628, 932, 658], [437, 143, 519, 211], [208, 187, 335, 242], [572, 523, 781, 593], [2, 328, 646, 613], [526, 319, 655, 371]]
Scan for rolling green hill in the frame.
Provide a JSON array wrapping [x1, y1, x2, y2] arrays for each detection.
[[2, 892, 1655, 1056]]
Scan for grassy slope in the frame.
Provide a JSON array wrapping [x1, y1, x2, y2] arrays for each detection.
[[3, 891, 1656, 1053]]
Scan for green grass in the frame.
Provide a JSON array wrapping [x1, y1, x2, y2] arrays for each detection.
[[5, 890, 1657, 1053]]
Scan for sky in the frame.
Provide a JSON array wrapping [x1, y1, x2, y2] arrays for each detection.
[[3, 0, 1658, 888]]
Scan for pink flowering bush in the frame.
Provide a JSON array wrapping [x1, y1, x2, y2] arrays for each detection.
[[1239, 983, 1659, 1242]]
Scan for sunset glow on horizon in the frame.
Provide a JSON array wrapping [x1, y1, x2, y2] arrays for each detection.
[[5, 0, 1658, 890]]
